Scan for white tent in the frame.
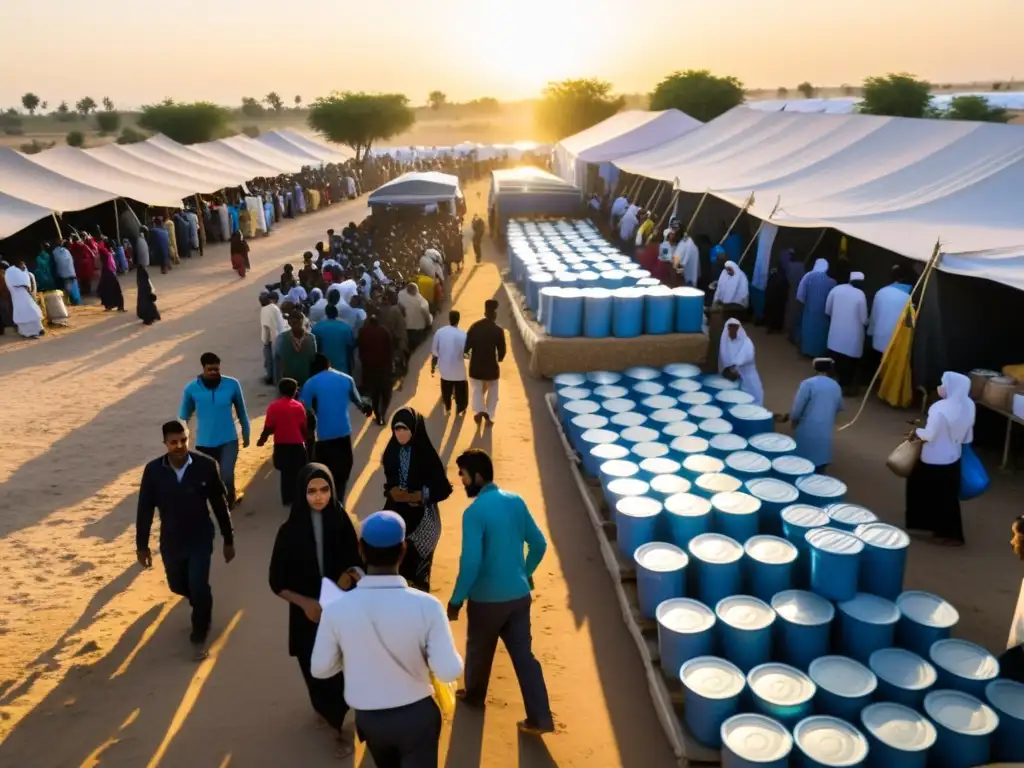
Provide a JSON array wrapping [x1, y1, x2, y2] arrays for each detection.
[[256, 131, 331, 165], [87, 143, 230, 196], [0, 191, 53, 240], [189, 138, 293, 179], [614, 106, 1024, 290], [552, 109, 702, 188], [121, 136, 252, 189], [367, 171, 462, 206], [0, 147, 117, 214], [259, 128, 352, 164]]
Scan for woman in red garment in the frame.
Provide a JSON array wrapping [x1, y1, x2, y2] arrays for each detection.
[[230, 230, 250, 278], [68, 235, 96, 295]]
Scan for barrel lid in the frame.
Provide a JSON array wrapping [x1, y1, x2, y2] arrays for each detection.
[[672, 286, 706, 299], [553, 373, 587, 387], [745, 478, 800, 505], [725, 451, 773, 475], [716, 596, 776, 630], [664, 492, 712, 517], [688, 533, 744, 564], [634, 381, 666, 397], [730, 404, 774, 422], [557, 386, 590, 401], [715, 389, 756, 406], [985, 678, 1024, 720], [855, 522, 910, 550], [698, 418, 733, 435], [658, 599, 717, 634], [721, 714, 793, 762], [610, 412, 648, 428], [620, 426, 661, 444], [827, 503, 878, 528], [587, 370, 622, 385], [649, 408, 688, 425], [696, 473, 744, 495], [624, 365, 660, 381], [650, 475, 691, 496], [669, 436, 709, 457], [781, 504, 829, 529], [639, 457, 681, 477], [710, 434, 748, 453], [838, 593, 900, 625], [563, 400, 600, 417], [924, 690, 999, 735], [896, 591, 959, 629], [580, 428, 617, 445], [600, 397, 635, 414], [631, 441, 670, 460], [711, 491, 762, 517], [605, 478, 649, 499], [570, 413, 609, 431], [680, 656, 746, 699], [582, 286, 611, 298], [869, 648, 937, 690], [641, 396, 677, 412], [613, 285, 644, 300], [614, 496, 662, 519], [600, 459, 639, 479], [540, 286, 564, 298], [589, 443, 629, 462], [667, 378, 703, 394], [809, 656, 878, 698], [688, 404, 725, 421], [745, 535, 798, 565], [805, 527, 864, 555], [678, 391, 713, 406], [594, 384, 629, 399], [772, 590, 835, 626], [663, 363, 702, 379], [683, 455, 726, 475], [634, 542, 689, 572], [703, 374, 740, 391], [796, 474, 848, 499], [748, 663, 816, 705], [749, 433, 798, 454], [773, 455, 816, 477], [929, 639, 999, 682], [860, 702, 937, 751], [794, 717, 869, 767], [529, 272, 554, 283]]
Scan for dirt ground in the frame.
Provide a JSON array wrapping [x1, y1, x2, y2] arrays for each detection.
[[0, 180, 1020, 768]]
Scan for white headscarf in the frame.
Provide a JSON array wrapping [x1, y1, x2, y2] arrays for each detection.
[[813, 258, 829, 273], [373, 260, 390, 284], [719, 318, 754, 372], [932, 371, 975, 442], [714, 261, 750, 306], [850, 271, 865, 282]]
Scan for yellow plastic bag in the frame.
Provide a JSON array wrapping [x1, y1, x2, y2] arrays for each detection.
[[431, 673, 457, 720]]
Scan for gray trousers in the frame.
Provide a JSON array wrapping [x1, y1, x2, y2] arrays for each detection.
[[355, 696, 441, 768], [464, 595, 553, 729]]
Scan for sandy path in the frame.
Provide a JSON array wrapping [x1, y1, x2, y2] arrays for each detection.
[[0, 187, 675, 767]]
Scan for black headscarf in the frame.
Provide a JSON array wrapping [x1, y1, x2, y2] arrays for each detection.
[[97, 261, 123, 310], [135, 265, 160, 324], [381, 408, 453, 531], [268, 463, 362, 658]]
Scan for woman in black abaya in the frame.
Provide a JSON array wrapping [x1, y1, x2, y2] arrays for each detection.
[[381, 408, 453, 591], [269, 464, 363, 757], [97, 260, 125, 312], [135, 264, 160, 325]]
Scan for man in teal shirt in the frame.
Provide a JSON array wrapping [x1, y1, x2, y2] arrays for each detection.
[[311, 304, 355, 374], [447, 449, 554, 735]]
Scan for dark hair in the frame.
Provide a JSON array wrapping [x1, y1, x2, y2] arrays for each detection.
[[361, 541, 405, 568], [162, 419, 187, 439], [200, 352, 220, 366], [312, 353, 331, 375], [278, 378, 298, 397], [484, 299, 498, 316], [456, 449, 493, 483], [327, 290, 340, 306], [449, 310, 460, 326], [325, 304, 339, 319]]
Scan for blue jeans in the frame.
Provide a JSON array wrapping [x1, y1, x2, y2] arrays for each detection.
[[162, 544, 213, 640], [197, 440, 239, 505]]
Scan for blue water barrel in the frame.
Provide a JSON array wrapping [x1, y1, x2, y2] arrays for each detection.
[[716, 595, 776, 673], [639, 458, 681, 485], [689, 404, 725, 422], [688, 533, 744, 607], [593, 386, 629, 402], [587, 442, 629, 476], [600, 397, 635, 417], [633, 380, 665, 399], [614, 496, 662, 558], [603, 477, 649, 514], [794, 716, 869, 768], [745, 478, 800, 536], [649, 474, 692, 503], [809, 656, 878, 722], [639, 395, 677, 416], [649, 408, 689, 429], [587, 370, 622, 386], [527, 271, 553, 313], [924, 690, 999, 768], [549, 288, 584, 337], [624, 365, 661, 383], [721, 713, 793, 767], [567, 412, 607, 450], [781, 504, 830, 584], [806, 527, 863, 602], [667, 378, 703, 396], [555, 385, 590, 416], [658, 601, 717, 682], [708, 433, 748, 459], [896, 591, 960, 661], [729, 404, 775, 438], [854, 524, 910, 601], [562, 399, 600, 430], [630, 440, 670, 464], [577, 271, 601, 289], [703, 374, 740, 391], [711, 491, 762, 543], [860, 702, 937, 768], [644, 286, 675, 334], [796, 474, 848, 507], [715, 389, 756, 408], [582, 287, 614, 339], [679, 390, 714, 407], [826, 503, 878, 532], [680, 657, 746, 748], [635, 542, 689, 620], [553, 372, 587, 388], [673, 287, 706, 333], [598, 458, 640, 490], [743, 535, 797, 602], [662, 420, 700, 441], [772, 454, 816, 482], [747, 662, 816, 728], [870, 647, 937, 711], [554, 272, 580, 289], [725, 451, 773, 483], [619, 425, 661, 447], [636, 277, 660, 288], [771, 590, 835, 671], [681, 454, 726, 481], [837, 593, 900, 664], [664, 492, 713, 549], [579, 428, 619, 475], [627, 268, 651, 281], [929, 639, 1000, 699], [610, 411, 648, 430], [985, 679, 1024, 762], [539, 286, 559, 329], [748, 433, 797, 458], [693, 472, 743, 499], [697, 418, 734, 440], [612, 287, 645, 337], [663, 362, 702, 380]]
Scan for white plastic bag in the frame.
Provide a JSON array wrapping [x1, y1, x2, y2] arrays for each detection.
[[1009, 577, 1024, 649]]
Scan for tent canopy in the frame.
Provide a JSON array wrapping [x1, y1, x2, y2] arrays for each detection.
[[189, 138, 293, 178], [259, 128, 353, 165], [0, 147, 117, 214], [131, 135, 253, 188], [488, 167, 582, 236], [368, 171, 462, 206], [614, 106, 1024, 290], [0, 191, 53, 240], [86, 143, 228, 196]]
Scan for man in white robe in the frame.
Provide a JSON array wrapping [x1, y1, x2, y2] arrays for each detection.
[[824, 271, 868, 395], [719, 319, 763, 404], [618, 206, 640, 245], [5, 261, 45, 338], [868, 267, 912, 359], [674, 233, 701, 287], [610, 195, 628, 228]]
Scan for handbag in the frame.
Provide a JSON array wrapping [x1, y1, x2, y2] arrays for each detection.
[[886, 437, 922, 478], [959, 443, 990, 501]]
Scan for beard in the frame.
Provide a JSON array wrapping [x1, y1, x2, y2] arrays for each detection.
[[464, 482, 484, 498]]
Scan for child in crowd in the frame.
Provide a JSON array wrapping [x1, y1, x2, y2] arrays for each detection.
[[257, 378, 309, 505]]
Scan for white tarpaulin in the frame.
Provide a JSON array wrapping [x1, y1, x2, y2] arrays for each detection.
[[0, 147, 116, 214], [255, 131, 332, 165], [553, 109, 702, 187], [0, 191, 53, 239], [121, 136, 251, 189], [189, 139, 290, 179], [368, 171, 461, 206], [614, 106, 1024, 290], [87, 143, 229, 196], [260, 128, 352, 164]]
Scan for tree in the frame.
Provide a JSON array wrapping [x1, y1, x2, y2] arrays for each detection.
[[294, 95, 302, 109], [241, 96, 265, 118], [102, 96, 115, 112], [466, 97, 500, 114], [797, 81, 816, 98], [137, 100, 231, 144], [428, 90, 447, 110], [776, 87, 789, 98], [66, 130, 85, 147], [1, 109, 23, 136], [535, 79, 624, 140], [40, 101, 48, 111], [649, 70, 744, 123], [858, 73, 932, 118], [96, 110, 121, 134], [117, 127, 147, 145], [20, 139, 55, 155], [943, 95, 1011, 123], [56, 101, 74, 122], [242, 125, 261, 138], [76, 96, 97, 117], [841, 84, 856, 96], [307, 92, 416, 161], [265, 92, 284, 113], [21, 93, 40, 115]]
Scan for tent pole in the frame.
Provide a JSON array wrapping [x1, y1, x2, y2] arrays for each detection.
[[806, 228, 827, 260], [682, 190, 709, 238], [654, 191, 680, 234], [719, 192, 755, 245], [627, 176, 643, 199], [113, 200, 121, 242], [648, 184, 668, 219], [736, 197, 781, 269], [51, 212, 63, 242], [195, 194, 206, 253], [644, 181, 664, 212]]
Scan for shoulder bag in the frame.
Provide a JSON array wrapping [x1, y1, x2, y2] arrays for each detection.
[[886, 436, 922, 478]]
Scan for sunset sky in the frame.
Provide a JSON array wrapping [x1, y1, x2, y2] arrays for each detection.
[[1, 0, 1021, 108]]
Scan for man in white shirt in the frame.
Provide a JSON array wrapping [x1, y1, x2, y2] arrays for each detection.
[[824, 271, 869, 396], [618, 205, 640, 246], [311, 511, 463, 767], [610, 194, 628, 228], [419, 249, 445, 283], [674, 233, 701, 287], [398, 283, 433, 350], [260, 292, 287, 384], [868, 266, 912, 357], [432, 310, 469, 416]]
